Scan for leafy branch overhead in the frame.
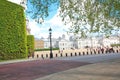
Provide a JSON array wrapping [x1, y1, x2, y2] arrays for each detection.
[[27, 0, 120, 37], [27, 0, 59, 20]]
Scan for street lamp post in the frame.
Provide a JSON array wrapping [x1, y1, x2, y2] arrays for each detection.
[[49, 28, 53, 58]]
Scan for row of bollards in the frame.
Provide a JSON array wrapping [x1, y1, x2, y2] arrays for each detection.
[[35, 49, 120, 59]]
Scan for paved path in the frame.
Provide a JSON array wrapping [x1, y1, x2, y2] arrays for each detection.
[[0, 60, 90, 80], [53, 53, 120, 63], [0, 53, 120, 80], [35, 58, 120, 80]]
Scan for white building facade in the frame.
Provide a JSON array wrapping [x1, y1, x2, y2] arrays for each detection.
[[59, 39, 69, 50], [74, 37, 100, 49], [59, 35, 120, 50], [41, 38, 59, 49], [102, 37, 119, 47], [35, 36, 119, 50], [59, 39, 75, 50]]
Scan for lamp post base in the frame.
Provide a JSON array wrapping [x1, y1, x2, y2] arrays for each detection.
[[50, 53, 53, 59]]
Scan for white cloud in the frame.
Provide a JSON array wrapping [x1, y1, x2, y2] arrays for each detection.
[[29, 20, 51, 39], [7, 0, 21, 4], [29, 20, 42, 38], [7, 0, 27, 9], [45, 14, 63, 27], [44, 15, 70, 38], [28, 8, 71, 39]]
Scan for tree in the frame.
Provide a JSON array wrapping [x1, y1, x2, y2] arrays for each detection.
[[59, 0, 120, 37], [27, 0, 120, 37]]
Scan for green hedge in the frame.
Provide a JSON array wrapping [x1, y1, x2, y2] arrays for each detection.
[[27, 35, 34, 57], [111, 44, 120, 47], [0, 0, 27, 60], [35, 48, 59, 51]]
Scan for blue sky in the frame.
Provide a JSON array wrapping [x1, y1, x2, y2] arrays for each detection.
[[27, 9, 69, 39], [8, 0, 70, 39]]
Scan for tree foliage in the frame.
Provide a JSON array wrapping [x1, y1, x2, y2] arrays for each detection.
[[59, 0, 120, 37], [28, 0, 120, 37], [27, 0, 59, 23]]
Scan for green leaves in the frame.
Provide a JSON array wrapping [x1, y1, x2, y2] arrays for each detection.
[[59, 0, 120, 37], [28, 0, 120, 37], [27, 0, 59, 21]]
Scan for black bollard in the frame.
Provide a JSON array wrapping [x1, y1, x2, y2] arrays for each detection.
[[37, 54, 39, 58], [61, 53, 62, 57], [98, 51, 100, 54], [117, 50, 118, 53], [94, 50, 96, 54], [66, 53, 68, 57], [91, 51, 92, 55], [79, 52, 81, 56], [75, 52, 77, 56], [56, 54, 58, 57], [46, 54, 48, 58], [83, 52, 85, 55], [41, 54, 44, 59], [71, 53, 72, 57], [87, 52, 88, 55]]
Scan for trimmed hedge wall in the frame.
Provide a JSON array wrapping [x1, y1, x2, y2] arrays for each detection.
[[0, 0, 27, 60], [35, 48, 59, 51], [111, 44, 120, 47], [27, 35, 34, 57]]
